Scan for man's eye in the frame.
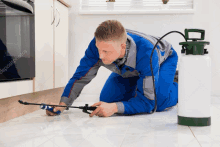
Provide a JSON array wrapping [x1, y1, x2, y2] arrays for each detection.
[[99, 50, 108, 53]]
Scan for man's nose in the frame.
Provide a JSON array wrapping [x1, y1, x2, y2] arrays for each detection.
[[99, 53, 105, 59]]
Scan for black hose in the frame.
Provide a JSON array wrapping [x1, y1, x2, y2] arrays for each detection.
[[149, 31, 187, 114]]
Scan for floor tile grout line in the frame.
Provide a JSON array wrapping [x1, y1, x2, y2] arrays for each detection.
[[76, 130, 99, 147], [35, 115, 85, 147], [202, 133, 220, 146], [118, 116, 135, 147], [35, 136, 56, 147], [76, 116, 135, 147], [189, 127, 203, 147], [212, 104, 220, 112], [75, 117, 111, 147], [45, 116, 101, 147]]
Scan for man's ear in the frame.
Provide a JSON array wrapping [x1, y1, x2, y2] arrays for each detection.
[[121, 43, 126, 49]]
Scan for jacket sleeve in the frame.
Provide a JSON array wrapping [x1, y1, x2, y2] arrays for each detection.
[[60, 37, 101, 106], [115, 41, 160, 115]]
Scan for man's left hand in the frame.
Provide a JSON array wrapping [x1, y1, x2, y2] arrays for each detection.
[[89, 101, 118, 117]]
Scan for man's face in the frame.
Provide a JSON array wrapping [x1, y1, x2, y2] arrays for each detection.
[[95, 39, 126, 65]]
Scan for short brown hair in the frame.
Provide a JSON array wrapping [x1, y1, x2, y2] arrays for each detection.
[[94, 20, 127, 45]]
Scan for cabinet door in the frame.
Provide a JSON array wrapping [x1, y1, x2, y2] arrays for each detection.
[[35, 0, 54, 92], [54, 1, 69, 88]]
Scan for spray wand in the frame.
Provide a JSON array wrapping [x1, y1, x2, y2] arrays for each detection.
[[18, 100, 98, 115]]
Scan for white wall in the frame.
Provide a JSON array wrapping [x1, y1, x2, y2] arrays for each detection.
[[208, 0, 220, 97], [67, 0, 220, 97]]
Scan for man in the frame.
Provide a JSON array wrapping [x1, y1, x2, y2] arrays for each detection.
[[46, 20, 178, 117]]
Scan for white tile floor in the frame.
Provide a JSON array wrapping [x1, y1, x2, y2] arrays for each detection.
[[0, 96, 220, 147]]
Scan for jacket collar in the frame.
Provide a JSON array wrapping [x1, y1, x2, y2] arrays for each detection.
[[124, 34, 137, 69]]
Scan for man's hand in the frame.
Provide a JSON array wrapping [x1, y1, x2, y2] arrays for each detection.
[[46, 102, 67, 116], [89, 101, 118, 117]]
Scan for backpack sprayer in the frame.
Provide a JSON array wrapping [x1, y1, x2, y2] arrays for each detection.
[[18, 29, 211, 127]]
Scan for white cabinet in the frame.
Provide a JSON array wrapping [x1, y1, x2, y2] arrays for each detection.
[[35, 0, 54, 92], [54, 1, 69, 88], [35, 0, 69, 92]]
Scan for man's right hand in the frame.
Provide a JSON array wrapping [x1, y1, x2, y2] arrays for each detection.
[[46, 102, 67, 116]]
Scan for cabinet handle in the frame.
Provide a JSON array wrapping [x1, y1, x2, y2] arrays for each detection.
[[56, 8, 60, 27], [51, 6, 56, 25]]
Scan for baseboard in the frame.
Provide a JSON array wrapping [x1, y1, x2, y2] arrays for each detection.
[[0, 87, 65, 123]]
